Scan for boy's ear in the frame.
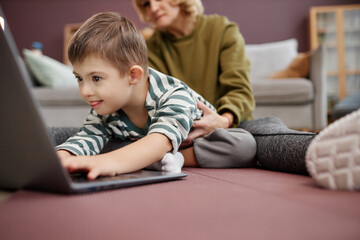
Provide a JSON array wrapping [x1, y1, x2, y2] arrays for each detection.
[[128, 65, 144, 85]]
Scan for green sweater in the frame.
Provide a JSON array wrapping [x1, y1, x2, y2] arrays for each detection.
[[146, 14, 255, 126]]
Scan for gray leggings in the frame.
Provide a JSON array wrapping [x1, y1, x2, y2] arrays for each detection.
[[240, 116, 316, 175]]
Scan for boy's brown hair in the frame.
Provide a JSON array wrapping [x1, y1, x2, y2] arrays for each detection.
[[68, 12, 148, 75]]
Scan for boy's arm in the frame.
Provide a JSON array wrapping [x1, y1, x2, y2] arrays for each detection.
[[60, 132, 172, 179], [55, 110, 111, 156]]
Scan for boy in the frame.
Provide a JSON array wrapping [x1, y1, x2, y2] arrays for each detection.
[[56, 12, 217, 179]]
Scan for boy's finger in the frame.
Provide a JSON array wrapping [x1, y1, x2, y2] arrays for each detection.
[[87, 170, 99, 180], [66, 158, 92, 171]]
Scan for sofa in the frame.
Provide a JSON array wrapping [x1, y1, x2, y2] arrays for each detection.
[[246, 39, 327, 131], [24, 48, 90, 128], [26, 39, 327, 131]]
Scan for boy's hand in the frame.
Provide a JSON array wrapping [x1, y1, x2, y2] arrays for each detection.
[[57, 151, 118, 180], [57, 133, 172, 179]]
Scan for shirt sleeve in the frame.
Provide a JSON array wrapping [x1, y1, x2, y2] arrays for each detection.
[[147, 87, 197, 153], [216, 20, 255, 126], [55, 109, 112, 155]]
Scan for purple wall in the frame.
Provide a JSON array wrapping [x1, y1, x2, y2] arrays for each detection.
[[1, 0, 359, 62]]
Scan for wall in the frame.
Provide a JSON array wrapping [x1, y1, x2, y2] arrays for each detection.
[[0, 0, 359, 62]]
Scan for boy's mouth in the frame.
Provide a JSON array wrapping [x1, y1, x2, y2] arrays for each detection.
[[89, 100, 102, 108]]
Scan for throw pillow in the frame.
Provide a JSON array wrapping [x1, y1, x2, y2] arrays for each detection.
[[246, 39, 298, 80], [23, 49, 77, 88], [268, 52, 310, 79]]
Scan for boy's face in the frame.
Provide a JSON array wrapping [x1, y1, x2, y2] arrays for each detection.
[[72, 55, 133, 116]]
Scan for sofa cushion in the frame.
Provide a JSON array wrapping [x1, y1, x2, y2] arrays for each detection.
[[32, 87, 87, 106], [23, 49, 77, 88], [246, 39, 298, 80], [252, 78, 314, 104]]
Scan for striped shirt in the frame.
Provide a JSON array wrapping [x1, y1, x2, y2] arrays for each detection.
[[55, 68, 216, 155]]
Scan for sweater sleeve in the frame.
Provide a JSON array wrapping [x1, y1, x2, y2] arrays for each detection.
[[216, 20, 255, 126], [55, 109, 112, 155]]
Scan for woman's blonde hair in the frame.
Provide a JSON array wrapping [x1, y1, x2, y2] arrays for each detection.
[[68, 12, 148, 75], [133, 0, 204, 23]]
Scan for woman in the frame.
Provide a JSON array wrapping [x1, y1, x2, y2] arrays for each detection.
[[133, 0, 254, 141], [133, 0, 316, 174], [132, 0, 258, 168]]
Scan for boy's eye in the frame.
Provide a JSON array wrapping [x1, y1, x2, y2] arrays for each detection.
[[92, 76, 101, 82], [75, 76, 83, 81]]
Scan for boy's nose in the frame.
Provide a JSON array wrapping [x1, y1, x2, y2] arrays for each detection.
[[79, 83, 94, 98]]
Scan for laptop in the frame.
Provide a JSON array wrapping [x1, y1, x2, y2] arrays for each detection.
[[0, 8, 187, 194]]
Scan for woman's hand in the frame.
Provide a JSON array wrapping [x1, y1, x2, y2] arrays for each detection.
[[180, 101, 233, 148]]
